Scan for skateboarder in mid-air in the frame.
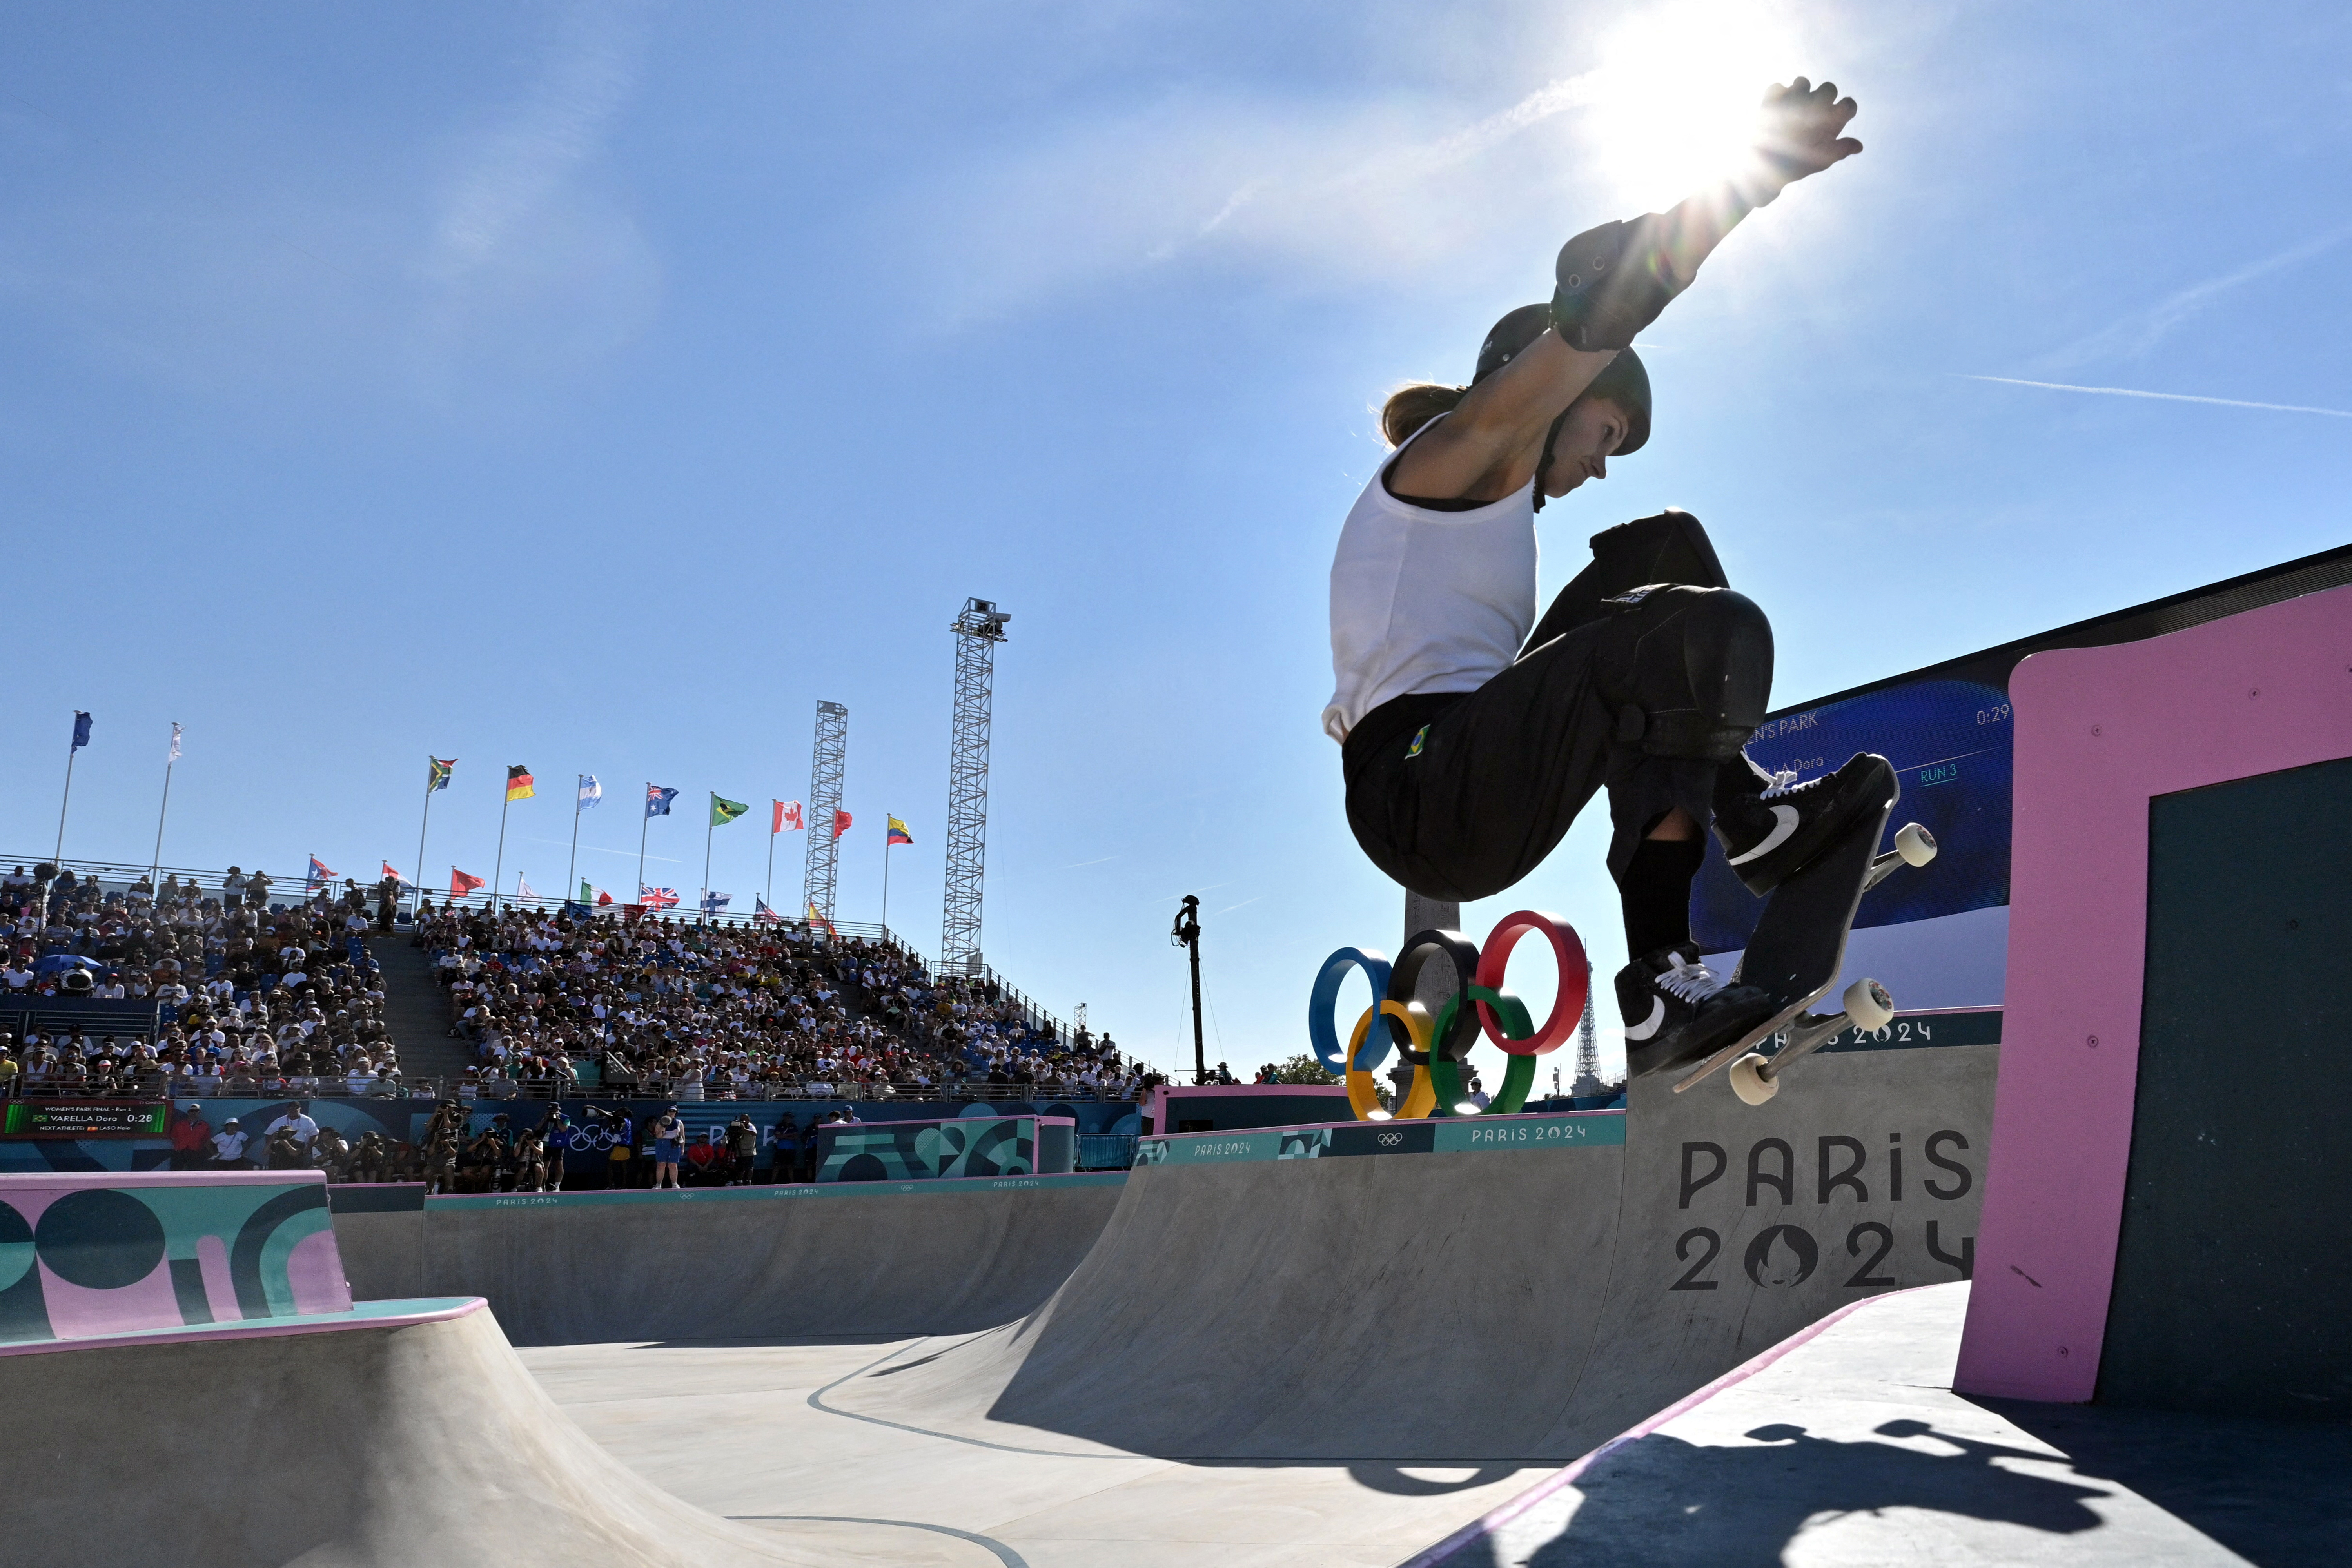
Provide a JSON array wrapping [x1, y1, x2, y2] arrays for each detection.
[[1324, 77, 1891, 1078]]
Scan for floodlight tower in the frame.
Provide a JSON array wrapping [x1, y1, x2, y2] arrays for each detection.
[[802, 701, 848, 927], [942, 597, 1010, 973]]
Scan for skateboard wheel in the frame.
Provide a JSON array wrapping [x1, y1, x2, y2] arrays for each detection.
[[1846, 978, 1895, 1032], [1895, 822, 1937, 866], [1729, 1053, 1778, 1105]]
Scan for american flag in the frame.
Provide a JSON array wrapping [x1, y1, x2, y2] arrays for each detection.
[[639, 885, 680, 909], [754, 897, 784, 925]]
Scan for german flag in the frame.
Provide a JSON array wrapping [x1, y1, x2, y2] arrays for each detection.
[[506, 764, 536, 802]]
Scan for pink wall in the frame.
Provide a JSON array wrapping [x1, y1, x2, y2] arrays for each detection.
[[0, 1170, 353, 1342], [1955, 584, 2352, 1402]]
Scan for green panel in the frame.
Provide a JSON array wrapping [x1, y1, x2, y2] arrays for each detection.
[[2100, 756, 2352, 1419], [1431, 1115, 1627, 1154]]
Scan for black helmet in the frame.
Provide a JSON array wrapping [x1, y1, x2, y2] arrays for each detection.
[[1473, 303, 1651, 456]]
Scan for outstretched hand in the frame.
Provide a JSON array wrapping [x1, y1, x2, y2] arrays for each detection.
[[1747, 77, 1862, 198]]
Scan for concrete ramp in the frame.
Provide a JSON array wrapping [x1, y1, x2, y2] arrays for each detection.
[[0, 1302, 960, 1568], [337, 1173, 1127, 1346], [822, 1039, 1995, 1461]]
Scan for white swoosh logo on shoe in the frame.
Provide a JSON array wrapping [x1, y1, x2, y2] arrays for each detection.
[[1624, 997, 1665, 1042], [1727, 804, 1800, 866]]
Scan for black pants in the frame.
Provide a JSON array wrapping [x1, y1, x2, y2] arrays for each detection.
[[1344, 511, 1767, 904]]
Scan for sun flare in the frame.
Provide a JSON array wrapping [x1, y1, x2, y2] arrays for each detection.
[[1579, 2, 1809, 207]]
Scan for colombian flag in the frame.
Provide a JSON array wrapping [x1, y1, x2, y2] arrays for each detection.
[[887, 816, 913, 847], [506, 765, 535, 802]]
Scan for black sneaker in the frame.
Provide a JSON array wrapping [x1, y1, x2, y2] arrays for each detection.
[[1617, 944, 1778, 1079], [1712, 752, 1898, 898]]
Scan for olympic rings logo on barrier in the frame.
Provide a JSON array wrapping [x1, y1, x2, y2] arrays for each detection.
[[1309, 912, 1589, 1123]]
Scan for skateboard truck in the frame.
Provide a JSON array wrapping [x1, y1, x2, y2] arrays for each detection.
[[1716, 823, 1936, 1106]]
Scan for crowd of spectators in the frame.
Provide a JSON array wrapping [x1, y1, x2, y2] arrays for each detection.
[[411, 897, 1147, 1103], [0, 862, 409, 1100]]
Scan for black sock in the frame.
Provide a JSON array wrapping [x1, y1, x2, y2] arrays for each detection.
[[1615, 836, 1706, 958]]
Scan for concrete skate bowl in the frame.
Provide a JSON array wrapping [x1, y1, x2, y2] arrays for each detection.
[[0, 1302, 933, 1568], [820, 1035, 1996, 1462], [334, 1172, 1128, 1346]]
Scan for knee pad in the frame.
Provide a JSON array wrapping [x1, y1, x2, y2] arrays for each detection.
[[1595, 585, 1772, 761], [1587, 509, 1729, 594]]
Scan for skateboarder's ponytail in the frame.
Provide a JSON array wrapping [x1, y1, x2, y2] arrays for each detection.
[[1380, 383, 1466, 447]]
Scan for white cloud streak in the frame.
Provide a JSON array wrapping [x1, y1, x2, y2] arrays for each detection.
[[2037, 229, 2350, 368], [901, 64, 1621, 323], [1965, 375, 2352, 420], [426, 9, 641, 285]]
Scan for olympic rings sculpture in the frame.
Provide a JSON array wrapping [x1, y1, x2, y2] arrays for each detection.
[[1309, 911, 1590, 1122]]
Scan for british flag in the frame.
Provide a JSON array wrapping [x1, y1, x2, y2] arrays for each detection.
[[639, 885, 680, 909]]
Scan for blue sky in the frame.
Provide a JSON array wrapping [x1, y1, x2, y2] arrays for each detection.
[[3, 1, 2347, 1085]]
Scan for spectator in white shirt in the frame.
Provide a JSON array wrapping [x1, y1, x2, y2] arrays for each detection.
[[210, 1120, 251, 1168], [264, 1102, 319, 1150]]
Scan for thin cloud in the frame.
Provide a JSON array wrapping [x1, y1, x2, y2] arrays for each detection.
[[1213, 896, 1262, 915], [903, 63, 1616, 323], [2037, 229, 2349, 369], [523, 836, 681, 862], [406, 0, 659, 392], [1155, 882, 1231, 903], [1061, 855, 1120, 869], [1965, 375, 2352, 420], [426, 7, 641, 284]]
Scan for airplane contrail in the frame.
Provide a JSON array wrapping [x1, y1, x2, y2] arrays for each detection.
[[1965, 375, 2352, 420]]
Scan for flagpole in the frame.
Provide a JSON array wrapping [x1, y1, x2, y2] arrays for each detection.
[[881, 827, 892, 939], [150, 733, 178, 892], [766, 802, 777, 913], [637, 784, 651, 901], [567, 777, 584, 900], [702, 795, 715, 918], [53, 733, 79, 867], [492, 788, 512, 917], [415, 762, 439, 900]]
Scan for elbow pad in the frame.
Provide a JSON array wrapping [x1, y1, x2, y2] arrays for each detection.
[[1548, 216, 1691, 354]]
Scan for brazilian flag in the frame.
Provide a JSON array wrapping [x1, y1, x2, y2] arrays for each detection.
[[710, 794, 750, 827]]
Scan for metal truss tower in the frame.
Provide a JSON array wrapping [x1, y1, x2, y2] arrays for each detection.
[[1573, 987, 1603, 1093], [801, 701, 848, 926], [942, 597, 1011, 971]]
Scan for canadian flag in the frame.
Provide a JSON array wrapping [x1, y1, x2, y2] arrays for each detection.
[[833, 810, 853, 838], [773, 800, 803, 832]]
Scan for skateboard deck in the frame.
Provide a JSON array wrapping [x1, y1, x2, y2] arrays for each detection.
[[1673, 759, 1933, 1103]]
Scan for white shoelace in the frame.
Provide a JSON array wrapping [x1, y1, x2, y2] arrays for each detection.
[[1655, 955, 1726, 1004], [1759, 768, 1804, 800]]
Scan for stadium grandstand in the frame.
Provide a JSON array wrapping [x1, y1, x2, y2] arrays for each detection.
[[0, 855, 1141, 1187]]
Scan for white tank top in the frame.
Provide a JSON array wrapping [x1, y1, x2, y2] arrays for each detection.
[[1321, 417, 1537, 742]]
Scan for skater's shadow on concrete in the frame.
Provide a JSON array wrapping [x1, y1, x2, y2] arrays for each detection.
[[1979, 1397, 2352, 1566], [1526, 1419, 2109, 1566], [1347, 1464, 1523, 1497]]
